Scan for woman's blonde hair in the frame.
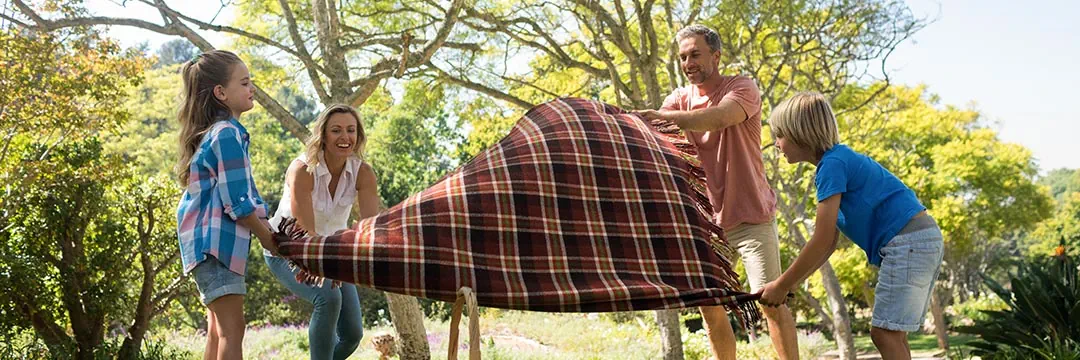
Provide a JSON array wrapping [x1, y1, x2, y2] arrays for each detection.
[[768, 91, 841, 157], [304, 104, 366, 173], [175, 50, 244, 184]]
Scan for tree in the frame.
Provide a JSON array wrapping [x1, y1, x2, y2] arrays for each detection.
[[10, 0, 474, 142], [0, 28, 193, 359], [113, 175, 187, 360], [153, 38, 197, 68], [1041, 168, 1080, 204], [6, 3, 479, 351], [364, 80, 463, 206], [1026, 193, 1080, 259]]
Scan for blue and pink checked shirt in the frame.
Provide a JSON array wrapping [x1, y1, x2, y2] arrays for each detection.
[[177, 118, 269, 276]]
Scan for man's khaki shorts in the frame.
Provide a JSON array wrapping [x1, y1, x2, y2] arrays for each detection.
[[726, 218, 782, 293]]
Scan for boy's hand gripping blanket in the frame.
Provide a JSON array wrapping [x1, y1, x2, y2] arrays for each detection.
[[274, 97, 760, 323]]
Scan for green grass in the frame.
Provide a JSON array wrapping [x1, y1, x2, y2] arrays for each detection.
[[160, 309, 834, 359], [852, 332, 977, 353]]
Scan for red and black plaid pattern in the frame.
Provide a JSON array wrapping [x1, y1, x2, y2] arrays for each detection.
[[276, 98, 758, 321]]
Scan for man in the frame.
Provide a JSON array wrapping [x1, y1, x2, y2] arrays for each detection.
[[636, 25, 799, 360]]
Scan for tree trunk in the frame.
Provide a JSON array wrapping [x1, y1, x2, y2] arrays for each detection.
[[931, 288, 949, 351], [820, 262, 856, 360], [861, 281, 875, 307], [655, 309, 684, 360], [385, 292, 430, 360], [804, 291, 832, 331], [22, 302, 73, 355], [118, 257, 155, 359]]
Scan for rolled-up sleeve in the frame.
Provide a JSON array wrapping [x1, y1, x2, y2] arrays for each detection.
[[209, 127, 257, 220], [721, 76, 762, 120]]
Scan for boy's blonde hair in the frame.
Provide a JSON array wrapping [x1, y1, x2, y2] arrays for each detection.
[[768, 91, 840, 157]]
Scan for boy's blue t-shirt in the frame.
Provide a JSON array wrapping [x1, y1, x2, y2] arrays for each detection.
[[815, 144, 925, 266]]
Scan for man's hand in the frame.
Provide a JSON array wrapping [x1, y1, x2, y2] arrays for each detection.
[[633, 109, 666, 121], [758, 280, 791, 307]]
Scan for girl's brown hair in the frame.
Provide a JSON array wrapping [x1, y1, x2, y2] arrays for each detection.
[[175, 50, 244, 184]]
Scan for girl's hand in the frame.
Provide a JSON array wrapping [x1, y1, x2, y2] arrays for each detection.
[[258, 231, 280, 256]]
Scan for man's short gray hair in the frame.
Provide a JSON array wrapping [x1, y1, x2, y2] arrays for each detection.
[[676, 25, 723, 53]]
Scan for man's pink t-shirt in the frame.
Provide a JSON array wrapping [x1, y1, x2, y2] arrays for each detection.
[[661, 75, 776, 229]]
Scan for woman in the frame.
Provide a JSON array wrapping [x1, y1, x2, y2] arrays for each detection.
[[266, 104, 381, 360]]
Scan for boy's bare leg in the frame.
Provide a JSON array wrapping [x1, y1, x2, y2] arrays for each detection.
[[870, 327, 911, 360]]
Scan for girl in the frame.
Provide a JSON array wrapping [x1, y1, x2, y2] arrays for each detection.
[[265, 104, 381, 360], [175, 50, 277, 360], [760, 92, 944, 360]]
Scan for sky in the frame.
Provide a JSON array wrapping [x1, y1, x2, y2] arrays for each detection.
[[81, 0, 1079, 173], [886, 0, 1079, 172]]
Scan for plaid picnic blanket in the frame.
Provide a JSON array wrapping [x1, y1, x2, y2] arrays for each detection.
[[275, 97, 759, 323]]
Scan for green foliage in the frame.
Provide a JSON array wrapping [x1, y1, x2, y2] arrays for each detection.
[[0, 137, 179, 356], [364, 81, 464, 207], [453, 96, 520, 163], [152, 39, 198, 68], [102, 63, 183, 179], [0, 29, 146, 143], [824, 244, 876, 307], [1025, 193, 1080, 259], [948, 294, 1008, 325], [2, 330, 192, 360], [1041, 168, 1080, 204], [0, 28, 197, 359], [956, 247, 1080, 359]]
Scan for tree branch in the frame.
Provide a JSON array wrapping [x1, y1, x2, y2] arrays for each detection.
[[343, 38, 481, 53], [461, 9, 608, 78], [311, 0, 350, 101], [277, 0, 331, 104], [428, 62, 534, 110], [345, 58, 396, 107], [0, 12, 30, 28], [151, 275, 187, 312], [13, 0, 311, 141], [417, 0, 464, 64]]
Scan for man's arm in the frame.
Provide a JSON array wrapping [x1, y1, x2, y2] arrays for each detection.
[[636, 98, 749, 132]]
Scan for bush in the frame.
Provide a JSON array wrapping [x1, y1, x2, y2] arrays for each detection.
[[956, 238, 1080, 359], [1, 330, 190, 360], [948, 293, 1008, 326]]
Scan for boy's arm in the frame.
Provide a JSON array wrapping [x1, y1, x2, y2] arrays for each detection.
[[760, 194, 842, 306]]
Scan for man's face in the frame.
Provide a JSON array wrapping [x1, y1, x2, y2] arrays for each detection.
[[678, 35, 721, 85]]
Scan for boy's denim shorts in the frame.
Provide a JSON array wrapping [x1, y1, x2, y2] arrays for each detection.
[[872, 215, 944, 332], [192, 257, 247, 306]]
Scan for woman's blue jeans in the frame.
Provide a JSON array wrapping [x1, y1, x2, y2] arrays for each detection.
[[266, 255, 364, 360]]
